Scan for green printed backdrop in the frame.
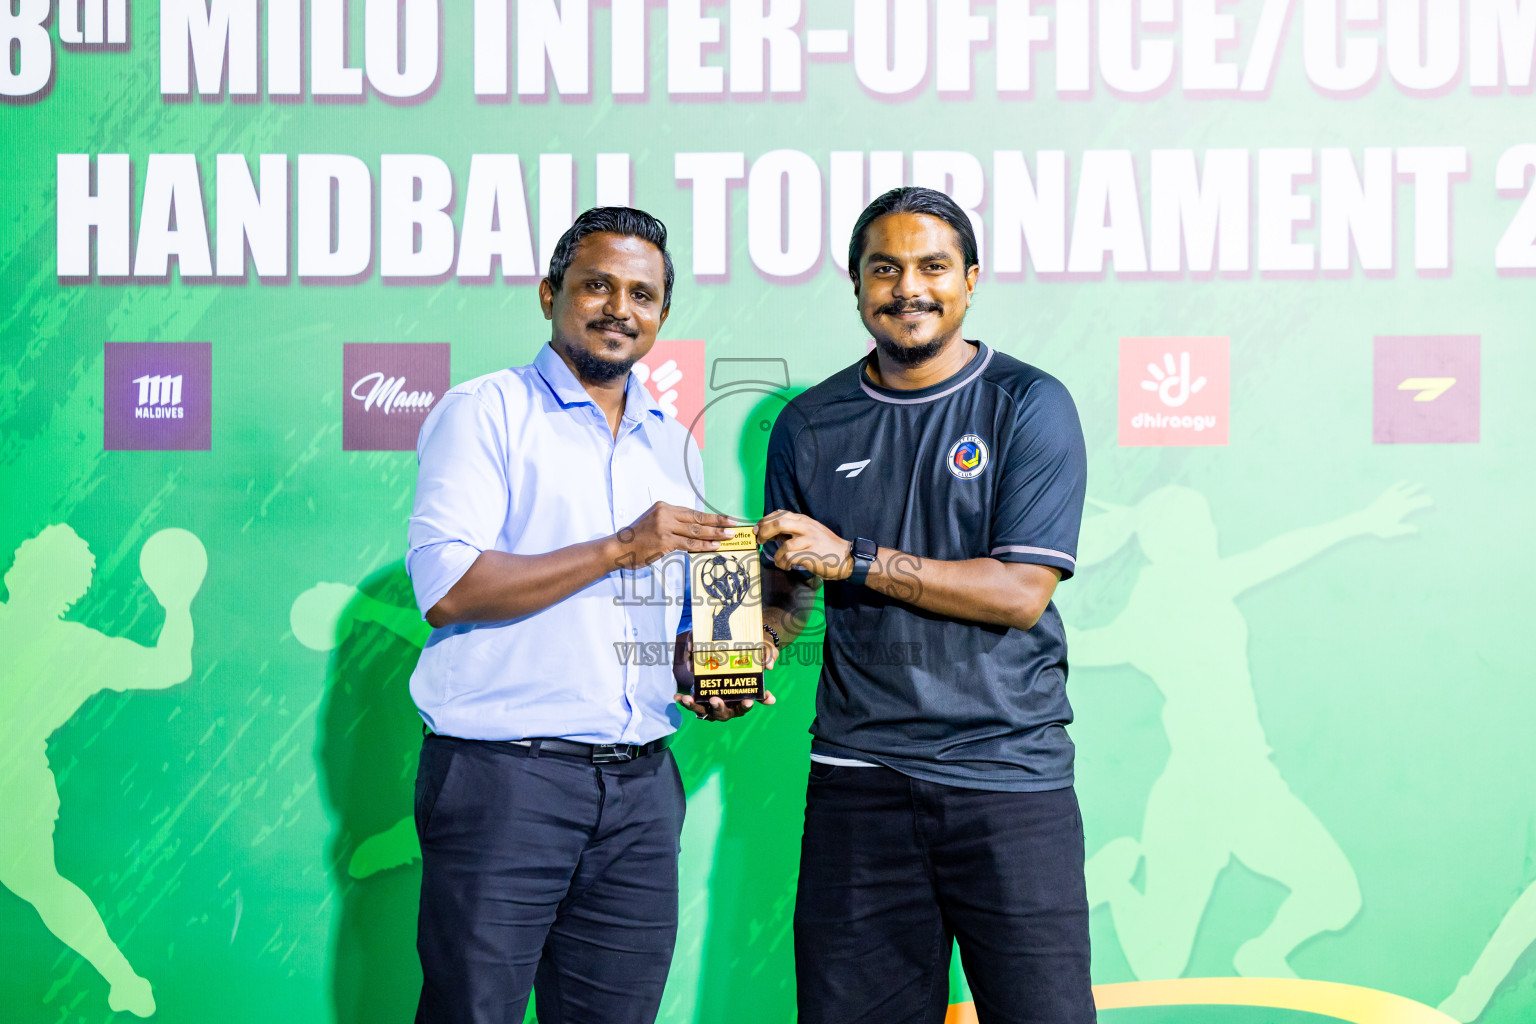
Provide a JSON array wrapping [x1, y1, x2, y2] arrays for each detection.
[[3, 3, 1534, 1023]]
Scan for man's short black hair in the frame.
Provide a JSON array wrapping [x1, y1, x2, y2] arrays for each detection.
[[847, 187, 979, 282], [547, 206, 676, 311]]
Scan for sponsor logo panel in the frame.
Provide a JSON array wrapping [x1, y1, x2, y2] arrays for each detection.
[[1119, 336, 1230, 447], [1373, 335, 1480, 444], [104, 342, 212, 451], [343, 343, 450, 451]]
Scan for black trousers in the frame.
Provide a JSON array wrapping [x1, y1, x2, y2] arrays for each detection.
[[794, 762, 1096, 1024], [414, 735, 685, 1024]]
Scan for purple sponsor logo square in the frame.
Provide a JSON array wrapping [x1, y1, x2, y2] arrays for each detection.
[[104, 342, 212, 451], [343, 343, 450, 451], [1373, 335, 1480, 445]]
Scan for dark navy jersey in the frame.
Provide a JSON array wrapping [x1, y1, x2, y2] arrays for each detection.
[[763, 342, 1087, 792]]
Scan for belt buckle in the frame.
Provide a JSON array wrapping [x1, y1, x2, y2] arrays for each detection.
[[590, 743, 633, 764]]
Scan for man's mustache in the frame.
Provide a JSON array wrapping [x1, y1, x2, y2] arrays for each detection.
[[877, 300, 942, 316], [588, 317, 638, 339]]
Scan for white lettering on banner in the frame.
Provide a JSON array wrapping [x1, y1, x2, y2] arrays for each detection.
[[350, 373, 437, 414], [730, 0, 803, 94], [936, 0, 991, 93], [126, 0, 1536, 101], [1130, 412, 1218, 430], [59, 149, 1501, 281], [381, 155, 456, 278], [1100, 0, 1176, 95], [747, 150, 823, 278], [0, 0, 50, 98], [519, 0, 590, 97], [1069, 150, 1148, 273], [134, 154, 213, 278], [1149, 149, 1249, 273], [133, 375, 187, 419], [135, 375, 184, 408], [161, 0, 440, 98], [216, 155, 289, 278], [1470, 0, 1536, 89], [853, 0, 927, 94], [670, 0, 725, 94], [60, 0, 127, 45], [1320, 148, 1393, 272], [1494, 144, 1536, 270], [457, 155, 538, 278], [675, 152, 747, 276]]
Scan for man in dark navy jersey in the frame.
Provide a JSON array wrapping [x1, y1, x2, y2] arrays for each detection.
[[755, 187, 1093, 1024]]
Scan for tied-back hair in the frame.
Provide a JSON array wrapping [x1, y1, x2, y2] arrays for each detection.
[[547, 207, 676, 311], [846, 186, 979, 281]]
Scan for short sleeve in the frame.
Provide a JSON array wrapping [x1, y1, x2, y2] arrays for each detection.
[[988, 377, 1087, 580], [677, 433, 705, 634], [760, 404, 812, 570], [405, 390, 511, 616]]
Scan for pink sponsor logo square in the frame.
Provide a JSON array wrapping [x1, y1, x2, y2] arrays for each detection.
[[635, 339, 706, 448], [1373, 335, 1480, 444], [1118, 337, 1230, 447], [343, 343, 450, 451], [104, 342, 212, 451]]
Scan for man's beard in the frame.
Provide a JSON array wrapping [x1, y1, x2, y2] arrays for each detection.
[[873, 334, 947, 367], [870, 300, 950, 367], [561, 324, 637, 384]]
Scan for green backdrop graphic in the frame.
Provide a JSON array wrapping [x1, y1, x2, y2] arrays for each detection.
[[3, 2, 1534, 1022]]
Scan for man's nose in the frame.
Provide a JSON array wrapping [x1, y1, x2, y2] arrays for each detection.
[[603, 289, 632, 320], [891, 266, 923, 297]]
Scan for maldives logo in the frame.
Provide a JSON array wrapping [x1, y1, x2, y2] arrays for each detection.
[[635, 339, 705, 448], [1119, 337, 1230, 447], [343, 343, 450, 451], [104, 343, 211, 451], [1374, 335, 1480, 444]]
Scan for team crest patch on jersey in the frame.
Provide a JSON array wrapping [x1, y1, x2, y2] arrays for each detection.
[[947, 434, 989, 480]]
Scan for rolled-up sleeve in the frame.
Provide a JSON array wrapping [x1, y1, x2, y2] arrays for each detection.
[[406, 389, 510, 617]]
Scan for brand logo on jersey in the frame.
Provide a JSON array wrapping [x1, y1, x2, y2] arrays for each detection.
[[947, 434, 988, 480], [836, 459, 871, 478]]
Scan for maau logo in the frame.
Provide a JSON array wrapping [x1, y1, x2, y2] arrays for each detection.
[[1374, 335, 1480, 444], [350, 373, 436, 415], [104, 343, 211, 451], [1119, 337, 1230, 447], [133, 374, 184, 419], [343, 343, 450, 451]]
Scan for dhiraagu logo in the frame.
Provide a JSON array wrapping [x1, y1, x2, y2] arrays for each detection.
[[1119, 337, 1230, 447]]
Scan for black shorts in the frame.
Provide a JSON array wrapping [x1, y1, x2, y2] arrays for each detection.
[[794, 761, 1096, 1024]]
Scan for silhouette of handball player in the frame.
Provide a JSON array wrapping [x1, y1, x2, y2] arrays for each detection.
[[0, 524, 207, 1018], [1069, 483, 1428, 980]]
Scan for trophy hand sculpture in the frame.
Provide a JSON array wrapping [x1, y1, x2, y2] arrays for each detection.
[[700, 554, 750, 641]]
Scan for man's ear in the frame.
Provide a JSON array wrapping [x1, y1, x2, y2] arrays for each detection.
[[538, 278, 556, 320], [964, 264, 979, 305], [658, 304, 670, 329]]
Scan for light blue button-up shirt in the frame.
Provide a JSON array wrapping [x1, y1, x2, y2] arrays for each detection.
[[405, 343, 702, 743]]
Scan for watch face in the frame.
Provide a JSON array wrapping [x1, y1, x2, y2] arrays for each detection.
[[855, 538, 878, 560]]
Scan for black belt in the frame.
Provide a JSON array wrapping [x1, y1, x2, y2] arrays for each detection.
[[425, 728, 672, 764], [510, 736, 672, 764]]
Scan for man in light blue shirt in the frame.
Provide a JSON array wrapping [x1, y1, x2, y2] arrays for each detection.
[[405, 208, 773, 1024]]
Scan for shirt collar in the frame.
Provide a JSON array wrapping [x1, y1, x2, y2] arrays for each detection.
[[533, 343, 667, 437]]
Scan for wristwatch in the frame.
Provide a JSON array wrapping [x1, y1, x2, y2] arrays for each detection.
[[848, 537, 878, 586]]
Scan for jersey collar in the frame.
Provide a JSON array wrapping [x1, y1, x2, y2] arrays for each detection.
[[858, 341, 994, 405]]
